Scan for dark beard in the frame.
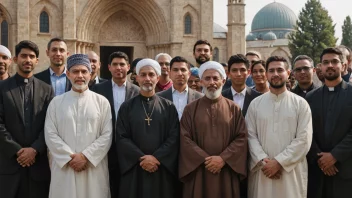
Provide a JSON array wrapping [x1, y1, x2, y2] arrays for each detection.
[[195, 56, 210, 65], [269, 82, 285, 89], [324, 73, 339, 81]]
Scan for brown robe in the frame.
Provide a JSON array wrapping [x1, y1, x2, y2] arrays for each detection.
[[179, 95, 248, 198]]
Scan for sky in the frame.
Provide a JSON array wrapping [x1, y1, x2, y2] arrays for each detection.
[[214, 0, 350, 44]]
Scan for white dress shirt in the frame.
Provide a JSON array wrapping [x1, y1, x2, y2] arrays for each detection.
[[112, 79, 127, 119], [172, 86, 188, 120], [231, 86, 246, 109]]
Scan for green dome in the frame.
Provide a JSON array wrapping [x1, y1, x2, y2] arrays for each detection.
[[246, 33, 256, 41], [263, 31, 277, 40], [251, 2, 297, 31]]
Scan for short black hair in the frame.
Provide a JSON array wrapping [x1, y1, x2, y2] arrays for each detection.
[[293, 55, 314, 68], [265, 56, 289, 71], [245, 51, 261, 59], [193, 39, 212, 53], [108, 51, 129, 65], [220, 63, 228, 67], [170, 56, 190, 69], [227, 54, 250, 70], [47, 37, 66, 50], [320, 47, 344, 63], [15, 40, 39, 57], [251, 60, 266, 72]]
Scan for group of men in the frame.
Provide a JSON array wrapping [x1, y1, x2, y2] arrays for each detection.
[[0, 37, 351, 198]]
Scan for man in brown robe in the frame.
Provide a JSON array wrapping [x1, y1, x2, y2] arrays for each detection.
[[179, 61, 248, 198]]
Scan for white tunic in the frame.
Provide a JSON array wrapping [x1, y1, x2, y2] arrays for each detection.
[[45, 89, 112, 198], [245, 91, 312, 198]]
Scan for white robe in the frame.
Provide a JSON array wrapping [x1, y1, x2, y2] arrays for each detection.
[[45, 90, 112, 198], [246, 91, 312, 198]]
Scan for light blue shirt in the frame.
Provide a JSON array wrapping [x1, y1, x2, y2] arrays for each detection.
[[50, 68, 67, 96]]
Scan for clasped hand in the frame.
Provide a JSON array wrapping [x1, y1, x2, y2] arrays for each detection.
[[69, 153, 88, 172], [140, 155, 160, 173], [204, 156, 225, 174], [261, 158, 282, 179], [317, 152, 338, 176], [17, 148, 37, 167]]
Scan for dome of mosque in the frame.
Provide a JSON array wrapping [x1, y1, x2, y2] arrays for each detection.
[[251, 2, 297, 31], [246, 33, 257, 41], [263, 31, 277, 40]]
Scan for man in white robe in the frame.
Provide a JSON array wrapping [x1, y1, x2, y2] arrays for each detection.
[[246, 56, 312, 198], [45, 54, 112, 198]]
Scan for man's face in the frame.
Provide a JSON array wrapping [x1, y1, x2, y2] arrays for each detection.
[[136, 66, 160, 92], [321, 53, 345, 81], [293, 59, 314, 85], [88, 52, 100, 74], [193, 44, 212, 65], [157, 56, 171, 76], [188, 75, 201, 91], [170, 62, 190, 87], [315, 63, 325, 82], [200, 69, 225, 99], [108, 58, 130, 80], [67, 65, 91, 91], [266, 61, 289, 89], [246, 55, 260, 68], [251, 63, 267, 85], [46, 41, 68, 67], [227, 63, 249, 86], [13, 48, 38, 74], [0, 53, 11, 75]]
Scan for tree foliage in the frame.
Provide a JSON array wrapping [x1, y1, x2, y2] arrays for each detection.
[[341, 16, 352, 49], [288, 0, 337, 65]]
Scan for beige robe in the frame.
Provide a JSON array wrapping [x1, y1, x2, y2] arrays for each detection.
[[45, 90, 112, 198], [246, 91, 312, 198]]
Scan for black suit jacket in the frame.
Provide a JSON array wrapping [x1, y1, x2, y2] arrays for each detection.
[[35, 68, 71, 92], [222, 86, 261, 116], [306, 81, 352, 177], [0, 76, 54, 181], [157, 87, 204, 104], [91, 80, 140, 166]]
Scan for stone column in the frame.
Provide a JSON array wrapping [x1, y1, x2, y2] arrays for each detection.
[[169, 0, 184, 56], [16, 1, 30, 42], [200, 0, 213, 42], [227, 0, 246, 57], [63, 0, 77, 53]]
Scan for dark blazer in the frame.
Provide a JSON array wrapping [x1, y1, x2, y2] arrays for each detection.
[[222, 86, 261, 116], [89, 77, 108, 89], [35, 68, 71, 92], [0, 76, 54, 181], [157, 87, 204, 104], [306, 81, 352, 198]]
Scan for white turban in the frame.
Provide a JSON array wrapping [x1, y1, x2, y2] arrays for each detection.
[[199, 61, 226, 80], [136, 58, 161, 76], [0, 45, 11, 58]]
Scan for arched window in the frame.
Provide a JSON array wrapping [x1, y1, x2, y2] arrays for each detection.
[[213, 47, 219, 62], [40, 11, 49, 33], [0, 20, 8, 47], [184, 14, 192, 34]]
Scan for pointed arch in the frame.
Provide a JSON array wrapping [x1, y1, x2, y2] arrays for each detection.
[[39, 11, 49, 33], [1, 20, 8, 47]]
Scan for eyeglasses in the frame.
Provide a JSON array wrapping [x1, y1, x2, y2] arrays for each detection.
[[159, 62, 170, 66], [293, 66, 313, 73], [321, 59, 342, 66], [188, 79, 200, 84]]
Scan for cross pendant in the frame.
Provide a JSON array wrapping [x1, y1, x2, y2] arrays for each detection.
[[145, 116, 152, 126]]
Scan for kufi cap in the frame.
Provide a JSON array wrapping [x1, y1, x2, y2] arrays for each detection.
[[190, 67, 199, 78], [136, 58, 161, 76], [0, 45, 11, 58], [199, 61, 226, 80], [67, 54, 91, 72]]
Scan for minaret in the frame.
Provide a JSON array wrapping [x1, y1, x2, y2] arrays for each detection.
[[227, 0, 246, 57]]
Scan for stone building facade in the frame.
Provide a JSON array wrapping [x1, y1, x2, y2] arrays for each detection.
[[0, 0, 246, 77]]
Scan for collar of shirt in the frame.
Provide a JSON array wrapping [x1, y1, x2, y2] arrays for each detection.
[[49, 67, 67, 77], [112, 79, 127, 88], [172, 85, 188, 95], [95, 76, 99, 84], [230, 86, 246, 97]]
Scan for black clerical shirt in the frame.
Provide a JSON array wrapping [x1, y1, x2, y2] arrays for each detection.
[[15, 74, 34, 142], [292, 83, 317, 98], [322, 82, 342, 146]]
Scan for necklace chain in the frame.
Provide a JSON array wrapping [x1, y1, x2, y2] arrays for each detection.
[[141, 97, 156, 125]]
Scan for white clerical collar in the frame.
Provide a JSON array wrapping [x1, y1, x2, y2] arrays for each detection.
[[172, 85, 188, 94], [328, 87, 334, 91], [231, 86, 246, 96], [95, 76, 99, 84], [49, 67, 67, 77], [112, 79, 127, 88]]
